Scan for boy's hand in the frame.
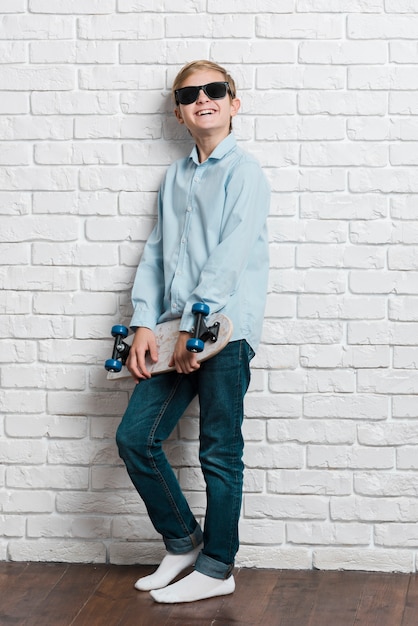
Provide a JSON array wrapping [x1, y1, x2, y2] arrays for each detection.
[[126, 327, 158, 382], [169, 332, 200, 374]]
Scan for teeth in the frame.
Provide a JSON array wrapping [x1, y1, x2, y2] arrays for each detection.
[[197, 110, 214, 116]]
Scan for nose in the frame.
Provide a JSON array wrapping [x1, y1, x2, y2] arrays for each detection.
[[196, 88, 209, 103]]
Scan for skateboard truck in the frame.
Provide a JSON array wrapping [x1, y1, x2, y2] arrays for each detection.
[[186, 302, 220, 353], [104, 325, 131, 373], [104, 303, 220, 373]]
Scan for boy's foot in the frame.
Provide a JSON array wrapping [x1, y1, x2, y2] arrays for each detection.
[[134, 545, 201, 591], [150, 570, 235, 603]]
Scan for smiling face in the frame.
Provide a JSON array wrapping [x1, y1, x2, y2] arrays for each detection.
[[174, 68, 240, 144]]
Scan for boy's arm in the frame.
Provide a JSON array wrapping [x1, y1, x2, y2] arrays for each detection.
[[130, 191, 164, 331], [180, 161, 270, 331]]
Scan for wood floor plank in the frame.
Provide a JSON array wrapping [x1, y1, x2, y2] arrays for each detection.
[[353, 573, 410, 626], [258, 570, 321, 626], [71, 564, 162, 626], [22, 564, 110, 626], [211, 568, 285, 625], [0, 563, 68, 624], [305, 571, 368, 626], [401, 574, 418, 626]]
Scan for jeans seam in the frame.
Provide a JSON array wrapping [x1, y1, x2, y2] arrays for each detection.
[[146, 375, 192, 539], [225, 339, 249, 566]]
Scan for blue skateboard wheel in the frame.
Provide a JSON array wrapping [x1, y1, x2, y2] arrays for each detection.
[[186, 337, 205, 353], [191, 302, 210, 316], [105, 358, 123, 372], [111, 325, 129, 338]]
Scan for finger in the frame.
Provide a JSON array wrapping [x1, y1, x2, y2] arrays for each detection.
[[127, 350, 148, 380]]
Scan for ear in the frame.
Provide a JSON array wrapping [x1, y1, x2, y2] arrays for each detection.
[[230, 98, 241, 119], [174, 107, 184, 124]]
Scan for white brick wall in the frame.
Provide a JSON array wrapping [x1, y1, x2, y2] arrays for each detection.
[[1, 0, 418, 573]]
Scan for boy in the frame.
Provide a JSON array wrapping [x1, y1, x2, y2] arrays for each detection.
[[116, 60, 270, 603]]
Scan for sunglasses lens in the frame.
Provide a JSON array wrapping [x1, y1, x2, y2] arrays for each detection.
[[177, 87, 199, 105], [176, 82, 229, 105], [205, 82, 228, 99]]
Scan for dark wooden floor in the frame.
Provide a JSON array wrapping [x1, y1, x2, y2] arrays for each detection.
[[0, 562, 417, 625]]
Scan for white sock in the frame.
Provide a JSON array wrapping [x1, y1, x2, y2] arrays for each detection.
[[134, 545, 201, 591], [150, 570, 235, 604]]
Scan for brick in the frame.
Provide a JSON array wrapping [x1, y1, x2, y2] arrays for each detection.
[[297, 295, 386, 320], [299, 91, 387, 115], [300, 142, 387, 167], [78, 15, 164, 40], [270, 369, 355, 393], [304, 394, 388, 420], [5, 415, 87, 439], [308, 446, 394, 470], [166, 14, 254, 38], [330, 496, 418, 523], [256, 14, 343, 39], [29, 0, 114, 12], [297, 0, 383, 9], [355, 472, 418, 497], [6, 466, 89, 490], [301, 193, 387, 220], [313, 548, 413, 573], [268, 470, 352, 495], [244, 443, 303, 469], [33, 191, 117, 215], [267, 419, 356, 445], [120, 0, 204, 8], [27, 515, 111, 539], [8, 539, 106, 563], [287, 522, 371, 546], [299, 41, 386, 64], [262, 319, 343, 344], [390, 42, 418, 64], [257, 65, 345, 90], [245, 494, 328, 520], [375, 524, 418, 548], [237, 545, 312, 570], [348, 14, 418, 38], [358, 423, 418, 446], [0, 15, 73, 39], [3, 491, 53, 514], [208, 0, 294, 11], [239, 519, 285, 545]]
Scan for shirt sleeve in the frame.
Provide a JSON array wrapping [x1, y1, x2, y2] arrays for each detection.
[[179, 159, 270, 332], [130, 190, 164, 330]]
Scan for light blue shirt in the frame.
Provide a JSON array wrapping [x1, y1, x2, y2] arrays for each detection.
[[130, 133, 270, 351]]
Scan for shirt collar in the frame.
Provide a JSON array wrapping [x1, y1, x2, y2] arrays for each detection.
[[189, 132, 236, 165]]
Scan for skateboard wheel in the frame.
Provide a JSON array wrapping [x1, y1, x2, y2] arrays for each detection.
[[105, 358, 123, 373], [111, 325, 129, 338], [191, 302, 210, 316], [186, 337, 205, 353]]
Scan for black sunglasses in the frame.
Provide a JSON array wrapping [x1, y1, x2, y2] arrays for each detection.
[[175, 81, 231, 106]]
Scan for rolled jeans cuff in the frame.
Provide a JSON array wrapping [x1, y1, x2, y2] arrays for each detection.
[[195, 552, 235, 580], [163, 523, 203, 554]]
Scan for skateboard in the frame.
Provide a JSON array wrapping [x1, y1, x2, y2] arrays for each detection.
[[105, 302, 233, 380]]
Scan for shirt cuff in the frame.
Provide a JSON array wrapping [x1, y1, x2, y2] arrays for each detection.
[[130, 308, 159, 331]]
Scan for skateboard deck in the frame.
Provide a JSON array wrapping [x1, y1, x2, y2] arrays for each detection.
[[106, 313, 233, 380]]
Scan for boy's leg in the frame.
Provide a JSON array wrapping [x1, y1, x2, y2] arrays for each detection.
[[151, 340, 252, 603], [116, 372, 203, 588]]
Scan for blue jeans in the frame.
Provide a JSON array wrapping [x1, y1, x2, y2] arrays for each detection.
[[116, 339, 253, 580]]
